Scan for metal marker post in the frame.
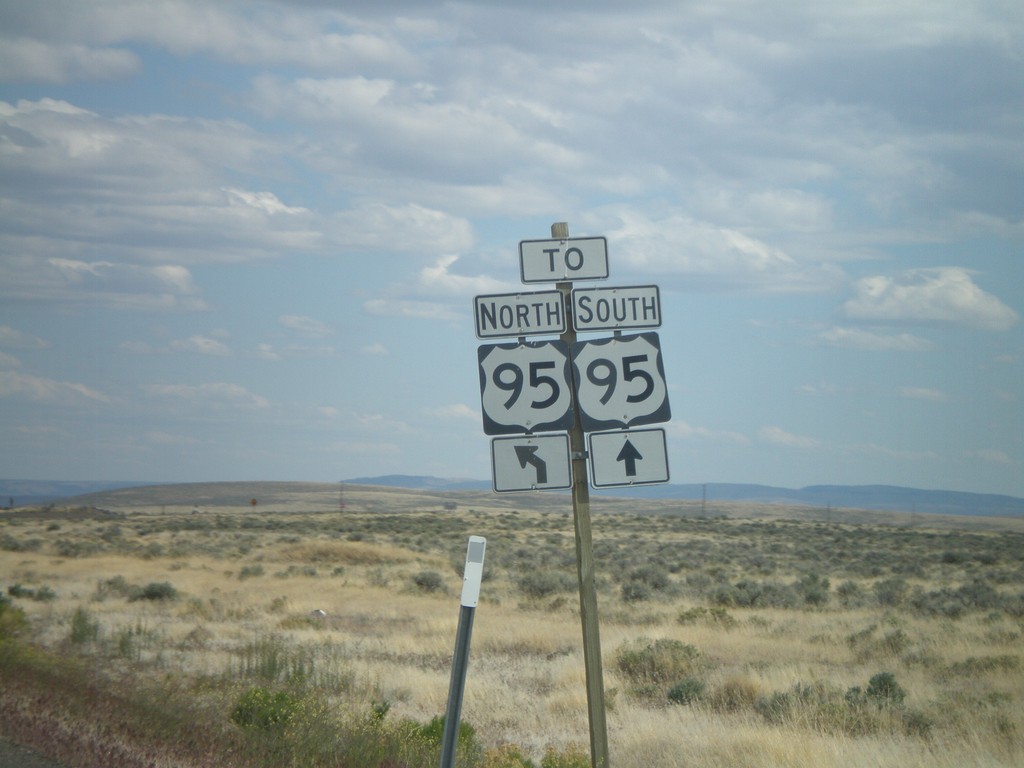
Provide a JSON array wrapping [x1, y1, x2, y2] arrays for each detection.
[[439, 536, 487, 768], [553, 221, 611, 768]]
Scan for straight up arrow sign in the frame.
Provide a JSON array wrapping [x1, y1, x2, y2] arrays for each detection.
[[588, 428, 669, 488], [615, 439, 643, 477]]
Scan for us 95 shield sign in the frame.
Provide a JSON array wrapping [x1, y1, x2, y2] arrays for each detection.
[[477, 339, 574, 435], [570, 331, 670, 432]]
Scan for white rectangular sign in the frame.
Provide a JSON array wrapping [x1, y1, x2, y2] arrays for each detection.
[[474, 290, 565, 339], [491, 433, 572, 492], [520, 237, 609, 284], [588, 428, 669, 488], [572, 285, 661, 333]]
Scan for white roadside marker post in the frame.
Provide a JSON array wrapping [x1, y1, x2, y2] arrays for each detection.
[[439, 536, 487, 768]]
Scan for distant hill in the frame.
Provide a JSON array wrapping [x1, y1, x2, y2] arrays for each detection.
[[4, 476, 1022, 518], [344, 474, 489, 492], [345, 476, 1024, 517], [0, 480, 152, 508]]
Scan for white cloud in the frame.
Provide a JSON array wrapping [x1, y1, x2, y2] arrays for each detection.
[[605, 211, 841, 293], [224, 188, 309, 216], [0, 37, 140, 83], [842, 268, 1019, 330], [360, 343, 389, 357], [0, 370, 108, 404], [414, 255, 510, 297], [817, 326, 934, 351], [119, 341, 154, 354], [363, 298, 462, 322], [0, 352, 21, 368], [0, 326, 48, 349], [146, 382, 269, 409], [900, 386, 949, 403], [328, 440, 401, 455], [257, 344, 282, 361], [967, 448, 1012, 466], [425, 403, 478, 421], [351, 412, 411, 433], [326, 203, 473, 254], [279, 315, 333, 338], [0, 255, 208, 311], [667, 420, 751, 445], [170, 335, 232, 356], [145, 431, 199, 446], [758, 425, 820, 449]]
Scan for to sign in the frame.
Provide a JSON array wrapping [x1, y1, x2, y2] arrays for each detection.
[[475, 290, 565, 339], [588, 428, 669, 488], [492, 433, 572, 492], [478, 339, 574, 435], [571, 331, 670, 432], [572, 285, 661, 333], [520, 237, 609, 283]]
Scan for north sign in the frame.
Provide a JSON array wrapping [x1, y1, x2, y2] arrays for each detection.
[[570, 331, 671, 432], [478, 339, 574, 435], [588, 428, 669, 488], [491, 433, 572, 492], [474, 290, 565, 339], [519, 236, 609, 284], [572, 284, 661, 333]]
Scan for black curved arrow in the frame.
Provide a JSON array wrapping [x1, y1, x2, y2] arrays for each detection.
[[515, 445, 548, 484], [616, 439, 643, 476]]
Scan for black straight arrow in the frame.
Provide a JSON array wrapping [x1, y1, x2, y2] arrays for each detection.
[[616, 439, 643, 477], [515, 445, 548, 484]]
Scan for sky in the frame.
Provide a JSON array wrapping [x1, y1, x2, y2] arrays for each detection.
[[0, 1, 1022, 497]]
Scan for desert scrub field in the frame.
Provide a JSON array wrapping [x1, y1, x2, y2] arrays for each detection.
[[2, 482, 1024, 767]]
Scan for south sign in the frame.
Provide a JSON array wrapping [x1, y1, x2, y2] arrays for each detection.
[[572, 285, 661, 333]]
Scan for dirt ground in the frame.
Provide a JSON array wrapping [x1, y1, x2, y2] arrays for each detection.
[[0, 739, 68, 768]]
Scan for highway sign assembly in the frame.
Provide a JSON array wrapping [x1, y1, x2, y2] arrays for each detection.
[[474, 290, 565, 339], [588, 428, 669, 488], [491, 433, 572, 492], [519, 236, 609, 283], [473, 224, 675, 768], [477, 339, 574, 435], [572, 284, 661, 333], [570, 331, 671, 432]]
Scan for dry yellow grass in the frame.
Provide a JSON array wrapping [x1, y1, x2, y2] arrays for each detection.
[[2, 488, 1023, 767]]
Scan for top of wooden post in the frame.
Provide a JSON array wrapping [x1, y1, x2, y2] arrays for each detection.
[[551, 221, 569, 239]]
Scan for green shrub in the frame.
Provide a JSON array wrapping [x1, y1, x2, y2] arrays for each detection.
[[836, 580, 866, 607], [70, 606, 100, 644], [412, 570, 446, 593], [486, 744, 537, 767], [621, 581, 651, 602], [713, 579, 799, 609], [667, 677, 706, 705], [33, 585, 57, 602], [0, 595, 29, 639], [131, 581, 178, 601], [866, 671, 906, 706], [615, 638, 702, 686], [231, 686, 299, 730], [1, 534, 42, 552], [797, 573, 830, 607], [874, 578, 908, 607], [518, 569, 572, 599], [410, 714, 481, 758], [239, 565, 264, 580], [540, 743, 590, 768]]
